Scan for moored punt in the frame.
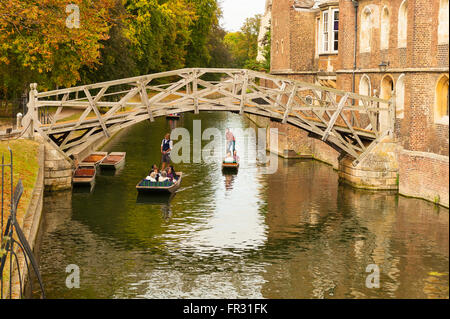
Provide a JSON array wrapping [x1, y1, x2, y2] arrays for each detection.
[[81, 151, 108, 166], [73, 165, 96, 185], [136, 173, 183, 194], [100, 152, 126, 169]]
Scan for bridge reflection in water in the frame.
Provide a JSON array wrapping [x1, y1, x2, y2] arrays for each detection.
[[31, 112, 448, 299]]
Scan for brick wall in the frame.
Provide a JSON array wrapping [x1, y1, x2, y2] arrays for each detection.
[[290, 9, 317, 72], [399, 150, 449, 207], [271, 0, 293, 71]]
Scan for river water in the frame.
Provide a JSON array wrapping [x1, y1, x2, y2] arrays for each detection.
[[32, 112, 449, 299]]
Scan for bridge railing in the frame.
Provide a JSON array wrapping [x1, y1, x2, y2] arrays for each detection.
[[22, 68, 394, 164]]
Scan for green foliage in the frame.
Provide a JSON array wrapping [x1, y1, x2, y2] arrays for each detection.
[[223, 14, 270, 72], [185, 0, 218, 67], [0, 0, 269, 103]]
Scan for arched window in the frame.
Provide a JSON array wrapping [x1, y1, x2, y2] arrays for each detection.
[[359, 75, 371, 106], [438, 0, 449, 44], [380, 75, 395, 131], [435, 75, 449, 124], [360, 7, 372, 52], [398, 1, 408, 48], [396, 74, 405, 119], [380, 6, 390, 50]]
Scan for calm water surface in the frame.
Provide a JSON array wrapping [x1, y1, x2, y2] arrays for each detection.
[[33, 112, 449, 298]]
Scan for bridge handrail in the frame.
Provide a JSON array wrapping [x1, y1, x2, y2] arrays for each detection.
[[33, 68, 390, 105]]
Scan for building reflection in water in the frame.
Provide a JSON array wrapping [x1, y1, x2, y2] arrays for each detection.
[[260, 158, 449, 298]]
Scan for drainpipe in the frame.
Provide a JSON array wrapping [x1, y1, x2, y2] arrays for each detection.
[[351, 0, 359, 102]]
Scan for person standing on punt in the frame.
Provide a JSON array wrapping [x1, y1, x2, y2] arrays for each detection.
[[225, 128, 235, 153], [161, 133, 173, 171]]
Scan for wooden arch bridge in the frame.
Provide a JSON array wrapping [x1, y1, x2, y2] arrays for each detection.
[[22, 68, 395, 166]]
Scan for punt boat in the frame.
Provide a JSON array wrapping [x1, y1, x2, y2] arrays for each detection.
[[81, 151, 108, 166], [73, 165, 96, 186], [100, 152, 126, 169], [136, 172, 183, 194], [222, 161, 239, 171], [166, 113, 181, 120]]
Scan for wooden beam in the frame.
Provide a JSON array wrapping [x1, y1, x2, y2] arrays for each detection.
[[83, 87, 110, 137], [282, 85, 297, 124], [322, 93, 349, 141]]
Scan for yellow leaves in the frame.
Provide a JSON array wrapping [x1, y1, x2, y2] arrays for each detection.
[[428, 271, 448, 277]]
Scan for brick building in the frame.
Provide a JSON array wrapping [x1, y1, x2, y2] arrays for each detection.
[[266, 0, 449, 206]]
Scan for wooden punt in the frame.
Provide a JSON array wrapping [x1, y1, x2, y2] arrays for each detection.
[[166, 113, 181, 119], [73, 165, 96, 185], [136, 173, 183, 194], [81, 151, 108, 166], [222, 161, 239, 171], [100, 152, 126, 169]]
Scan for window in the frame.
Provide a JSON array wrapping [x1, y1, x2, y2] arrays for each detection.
[[320, 8, 339, 54], [315, 18, 320, 57], [322, 11, 329, 52], [359, 75, 371, 96], [435, 75, 449, 124], [359, 75, 371, 106], [398, 1, 408, 48], [332, 9, 339, 51], [396, 74, 405, 119], [380, 75, 395, 131], [438, 0, 449, 44], [380, 6, 390, 50], [360, 7, 372, 52]]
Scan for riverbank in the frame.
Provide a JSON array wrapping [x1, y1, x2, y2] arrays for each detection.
[[0, 138, 42, 298]]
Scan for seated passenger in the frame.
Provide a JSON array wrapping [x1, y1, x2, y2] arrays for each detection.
[[145, 171, 157, 182], [159, 171, 169, 182], [233, 150, 240, 163], [166, 167, 175, 181], [149, 164, 158, 175], [224, 151, 234, 163], [170, 165, 178, 180]]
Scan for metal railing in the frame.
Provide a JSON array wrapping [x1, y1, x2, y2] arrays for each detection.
[[0, 148, 45, 299]]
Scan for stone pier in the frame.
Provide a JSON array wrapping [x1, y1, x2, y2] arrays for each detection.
[[338, 137, 399, 190], [43, 140, 73, 192]]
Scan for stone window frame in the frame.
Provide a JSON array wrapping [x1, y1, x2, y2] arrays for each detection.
[[438, 0, 449, 44], [358, 74, 371, 106], [318, 7, 339, 55], [359, 74, 372, 95], [395, 74, 405, 119], [315, 17, 320, 58], [360, 6, 373, 53], [434, 74, 449, 125], [398, 0, 408, 48], [380, 5, 390, 50], [380, 74, 395, 132]]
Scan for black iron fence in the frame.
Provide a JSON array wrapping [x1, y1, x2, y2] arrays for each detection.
[[0, 148, 45, 299]]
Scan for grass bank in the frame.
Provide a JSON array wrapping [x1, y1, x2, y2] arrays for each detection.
[[0, 138, 40, 297]]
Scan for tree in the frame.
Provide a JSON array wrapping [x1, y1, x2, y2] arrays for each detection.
[[223, 14, 262, 70], [185, 0, 218, 67], [124, 0, 196, 74], [0, 0, 117, 95], [81, 0, 137, 84]]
